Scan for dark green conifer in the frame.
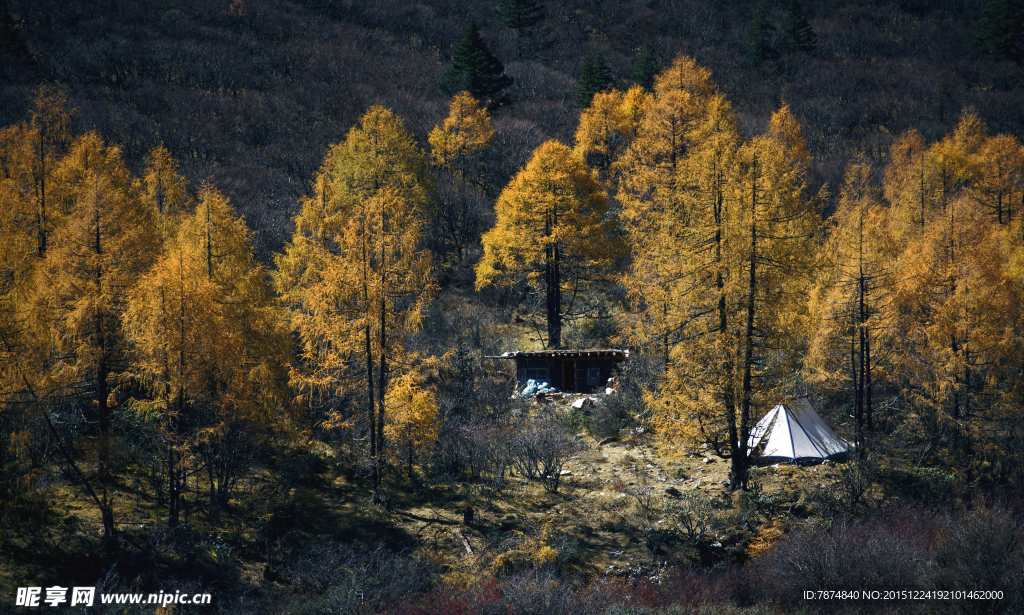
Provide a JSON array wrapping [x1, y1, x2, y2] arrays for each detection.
[[746, 0, 775, 66], [0, 0, 24, 56], [974, 0, 1024, 64], [440, 21, 514, 101], [780, 0, 816, 53], [496, 0, 544, 58], [630, 38, 660, 92], [573, 53, 614, 109]]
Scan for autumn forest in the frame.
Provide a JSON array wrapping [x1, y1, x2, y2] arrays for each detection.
[[2, 0, 1024, 613]]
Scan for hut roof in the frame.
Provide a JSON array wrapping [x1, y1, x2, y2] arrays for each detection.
[[486, 349, 629, 360]]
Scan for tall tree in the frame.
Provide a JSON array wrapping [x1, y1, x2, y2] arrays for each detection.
[[125, 185, 289, 521], [0, 120, 45, 360], [746, 0, 775, 66], [18, 86, 72, 259], [622, 60, 820, 491], [971, 133, 1024, 224], [142, 144, 191, 220], [808, 156, 895, 455], [35, 132, 157, 548], [780, 0, 816, 53], [476, 140, 618, 348], [616, 55, 718, 222], [276, 107, 435, 489], [496, 0, 544, 59], [621, 89, 743, 459], [630, 38, 660, 92], [886, 116, 1024, 464], [440, 21, 514, 103], [727, 106, 819, 488], [428, 92, 495, 262], [974, 0, 1024, 63], [883, 129, 933, 233], [573, 53, 615, 109], [892, 194, 1022, 460], [618, 55, 731, 355]]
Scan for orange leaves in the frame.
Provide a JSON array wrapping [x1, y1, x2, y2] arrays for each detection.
[[39, 134, 157, 380], [476, 139, 614, 291], [476, 138, 617, 347], [972, 133, 1024, 224], [820, 112, 1024, 463], [572, 86, 650, 182], [125, 181, 288, 416], [428, 92, 494, 173], [142, 144, 191, 229], [383, 370, 439, 467], [277, 106, 435, 465]]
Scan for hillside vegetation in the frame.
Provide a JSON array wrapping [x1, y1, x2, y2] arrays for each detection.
[[1, 1, 1024, 614], [2, 0, 1022, 259]]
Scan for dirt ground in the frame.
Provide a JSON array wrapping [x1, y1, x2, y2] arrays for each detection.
[[389, 392, 846, 579]]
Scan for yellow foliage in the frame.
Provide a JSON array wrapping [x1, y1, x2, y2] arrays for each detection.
[[39, 133, 158, 395], [141, 144, 191, 238], [276, 106, 435, 477], [806, 154, 897, 418], [746, 525, 783, 559], [490, 520, 561, 575], [572, 86, 650, 182], [873, 113, 1024, 465], [619, 58, 819, 483], [384, 371, 439, 471], [124, 181, 291, 513], [971, 133, 1023, 224], [476, 139, 618, 347], [475, 140, 616, 289], [428, 91, 494, 174]]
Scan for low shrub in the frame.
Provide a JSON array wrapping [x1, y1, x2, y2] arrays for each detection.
[[929, 506, 1024, 613], [759, 514, 928, 608]]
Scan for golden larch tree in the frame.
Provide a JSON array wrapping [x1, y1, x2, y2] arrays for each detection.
[[726, 105, 821, 488], [33, 132, 157, 547], [808, 155, 897, 454], [428, 92, 494, 262], [572, 86, 650, 183], [475, 139, 618, 349], [971, 133, 1024, 224], [276, 106, 436, 489], [125, 185, 290, 521]]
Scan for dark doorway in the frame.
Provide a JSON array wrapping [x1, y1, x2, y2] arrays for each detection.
[[563, 360, 576, 391]]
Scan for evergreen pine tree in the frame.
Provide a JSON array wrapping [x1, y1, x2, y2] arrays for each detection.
[[974, 0, 1024, 64], [496, 0, 544, 58], [780, 0, 816, 53], [746, 0, 775, 65], [630, 38, 660, 92], [440, 21, 514, 101], [573, 53, 614, 109], [0, 0, 23, 55]]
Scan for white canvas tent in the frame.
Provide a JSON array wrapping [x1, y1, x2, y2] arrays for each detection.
[[747, 396, 850, 461]]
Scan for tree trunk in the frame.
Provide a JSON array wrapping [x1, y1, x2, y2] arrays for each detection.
[[95, 212, 117, 548], [865, 326, 873, 431], [366, 323, 377, 488], [732, 170, 757, 492], [168, 439, 179, 527], [715, 186, 737, 482], [377, 292, 388, 485], [544, 209, 562, 348], [36, 135, 47, 257]]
